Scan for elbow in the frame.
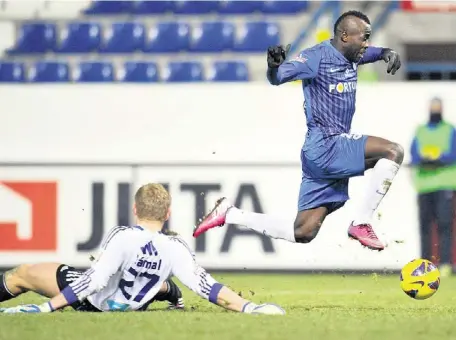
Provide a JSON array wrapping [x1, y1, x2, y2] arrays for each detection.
[[87, 279, 109, 296], [269, 79, 280, 86], [268, 75, 282, 86], [93, 281, 108, 294]]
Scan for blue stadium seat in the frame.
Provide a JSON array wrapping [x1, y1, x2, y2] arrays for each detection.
[[172, 1, 219, 14], [29, 61, 70, 82], [83, 1, 133, 14], [99, 22, 145, 53], [209, 61, 249, 82], [143, 22, 190, 53], [8, 23, 56, 54], [217, 1, 263, 14], [131, 1, 173, 14], [164, 62, 203, 82], [190, 21, 234, 52], [234, 22, 280, 52], [261, 1, 309, 13], [74, 61, 114, 82], [120, 62, 159, 82], [0, 62, 25, 82], [55, 22, 101, 53]]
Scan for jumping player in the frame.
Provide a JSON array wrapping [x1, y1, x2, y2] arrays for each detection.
[[0, 183, 284, 315], [193, 11, 403, 251]]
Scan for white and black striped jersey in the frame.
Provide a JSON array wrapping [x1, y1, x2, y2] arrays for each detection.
[[61, 226, 222, 312]]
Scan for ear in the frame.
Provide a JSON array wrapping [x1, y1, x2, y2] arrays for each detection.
[[165, 207, 171, 222], [132, 203, 137, 217], [341, 31, 348, 43]]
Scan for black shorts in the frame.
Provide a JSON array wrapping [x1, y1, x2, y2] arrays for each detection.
[[55, 264, 101, 312]]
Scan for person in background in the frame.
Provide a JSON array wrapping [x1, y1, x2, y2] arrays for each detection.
[[410, 97, 456, 277]]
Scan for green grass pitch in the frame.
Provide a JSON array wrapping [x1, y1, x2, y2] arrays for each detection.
[[1, 273, 455, 340]]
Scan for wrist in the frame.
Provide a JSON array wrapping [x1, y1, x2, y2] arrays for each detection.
[[241, 302, 258, 314], [39, 301, 54, 313], [381, 48, 392, 57]]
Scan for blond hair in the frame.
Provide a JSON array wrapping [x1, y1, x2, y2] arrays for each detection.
[[134, 183, 171, 222]]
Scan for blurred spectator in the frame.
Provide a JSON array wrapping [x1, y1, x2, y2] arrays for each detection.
[[410, 97, 456, 277]]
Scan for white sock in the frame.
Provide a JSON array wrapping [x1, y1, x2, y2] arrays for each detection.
[[353, 158, 400, 225], [226, 207, 296, 243]]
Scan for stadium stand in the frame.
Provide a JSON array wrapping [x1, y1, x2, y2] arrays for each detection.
[[2, 0, 452, 82], [0, 0, 312, 83]]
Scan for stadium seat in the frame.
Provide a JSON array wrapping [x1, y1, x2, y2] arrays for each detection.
[[120, 62, 159, 82], [234, 21, 280, 52], [143, 22, 190, 53], [217, 1, 263, 14], [190, 21, 235, 52], [163, 62, 203, 82], [74, 61, 114, 82], [7, 23, 56, 54], [172, 1, 219, 14], [208, 61, 249, 82], [55, 22, 101, 53], [130, 1, 173, 14], [99, 22, 145, 53], [83, 1, 133, 14], [261, 1, 309, 14], [0, 61, 25, 82], [29, 61, 70, 82]]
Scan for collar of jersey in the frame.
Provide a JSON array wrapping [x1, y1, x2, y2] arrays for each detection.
[[133, 225, 163, 234]]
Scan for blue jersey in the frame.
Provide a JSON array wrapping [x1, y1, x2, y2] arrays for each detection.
[[267, 40, 384, 135]]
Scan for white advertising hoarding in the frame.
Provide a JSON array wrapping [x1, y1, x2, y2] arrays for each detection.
[[0, 164, 418, 270], [2, 82, 455, 163], [1, 82, 448, 270]]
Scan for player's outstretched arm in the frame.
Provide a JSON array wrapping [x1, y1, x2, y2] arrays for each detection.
[[359, 46, 401, 75], [266, 45, 320, 86], [169, 237, 285, 315]]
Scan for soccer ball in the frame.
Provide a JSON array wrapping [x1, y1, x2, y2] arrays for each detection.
[[400, 259, 441, 300]]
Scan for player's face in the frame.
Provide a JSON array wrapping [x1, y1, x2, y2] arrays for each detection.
[[345, 22, 371, 62]]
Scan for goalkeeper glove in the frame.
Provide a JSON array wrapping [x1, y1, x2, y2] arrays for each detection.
[[267, 44, 291, 68], [381, 48, 401, 75], [242, 302, 285, 315], [0, 302, 54, 314]]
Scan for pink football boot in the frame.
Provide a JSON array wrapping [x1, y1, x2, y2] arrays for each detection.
[[348, 221, 385, 251], [193, 197, 232, 238]]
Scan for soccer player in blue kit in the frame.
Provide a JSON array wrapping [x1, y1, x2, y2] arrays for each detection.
[[193, 11, 403, 252]]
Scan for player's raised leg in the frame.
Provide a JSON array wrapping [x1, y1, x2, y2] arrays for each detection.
[[193, 135, 361, 245], [193, 197, 297, 242], [348, 135, 404, 248], [192, 197, 331, 245]]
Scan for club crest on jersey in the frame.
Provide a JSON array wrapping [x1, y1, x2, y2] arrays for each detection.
[[141, 241, 158, 256], [291, 55, 308, 63], [329, 81, 357, 94]]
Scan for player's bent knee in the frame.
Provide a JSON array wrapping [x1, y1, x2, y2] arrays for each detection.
[[385, 142, 404, 164], [392, 143, 404, 164], [14, 264, 32, 280], [7, 264, 33, 291], [293, 220, 322, 244]]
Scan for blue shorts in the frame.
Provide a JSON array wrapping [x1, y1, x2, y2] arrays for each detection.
[[298, 131, 367, 213]]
